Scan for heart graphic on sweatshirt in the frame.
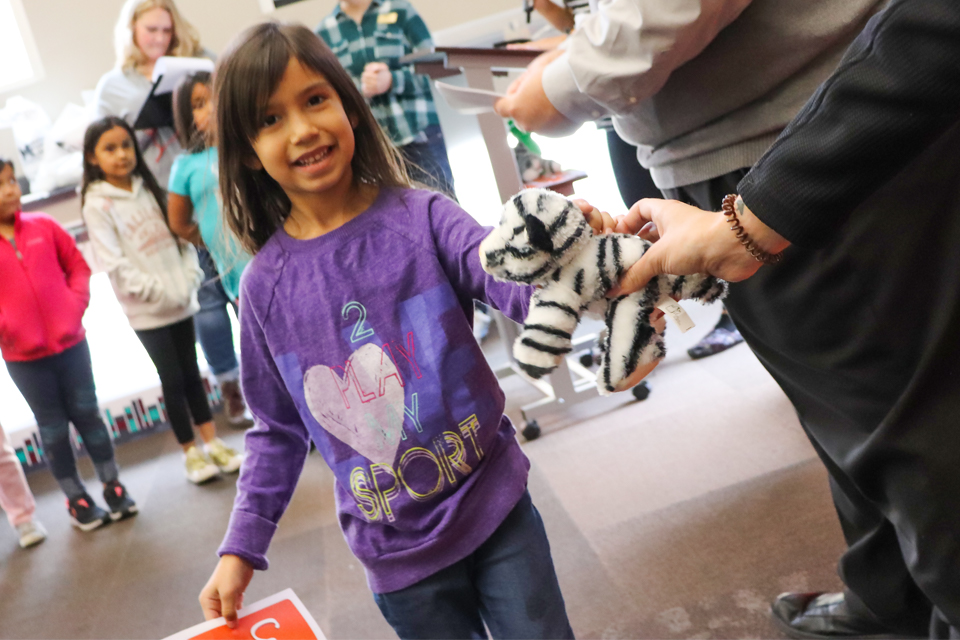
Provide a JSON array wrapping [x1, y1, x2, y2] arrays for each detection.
[[303, 343, 405, 465]]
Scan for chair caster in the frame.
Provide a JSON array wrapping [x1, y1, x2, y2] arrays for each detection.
[[579, 351, 595, 368], [521, 420, 541, 441], [631, 381, 652, 401]]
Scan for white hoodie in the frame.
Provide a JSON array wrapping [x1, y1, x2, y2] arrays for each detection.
[[83, 177, 202, 330]]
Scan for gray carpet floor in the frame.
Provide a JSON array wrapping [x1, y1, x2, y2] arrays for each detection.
[[0, 302, 847, 639]]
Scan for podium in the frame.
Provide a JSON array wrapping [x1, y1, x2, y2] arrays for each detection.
[[404, 47, 630, 440]]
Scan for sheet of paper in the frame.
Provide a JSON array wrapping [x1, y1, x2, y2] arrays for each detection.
[[162, 589, 326, 640], [152, 56, 215, 95], [434, 81, 505, 115]]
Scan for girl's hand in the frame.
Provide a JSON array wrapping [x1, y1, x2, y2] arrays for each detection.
[[612, 198, 790, 295], [156, 289, 188, 312], [199, 554, 254, 629], [191, 266, 205, 289], [573, 199, 616, 235]]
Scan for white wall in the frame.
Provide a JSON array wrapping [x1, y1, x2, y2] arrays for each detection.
[[3, 0, 521, 119]]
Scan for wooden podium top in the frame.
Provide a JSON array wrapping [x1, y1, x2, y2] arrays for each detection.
[[400, 47, 539, 77]]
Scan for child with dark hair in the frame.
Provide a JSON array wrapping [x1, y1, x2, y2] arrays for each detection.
[[0, 157, 137, 531], [81, 116, 242, 485], [168, 71, 251, 424], [199, 22, 575, 639]]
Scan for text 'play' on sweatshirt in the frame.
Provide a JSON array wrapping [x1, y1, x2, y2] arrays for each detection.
[[83, 177, 202, 330], [220, 187, 535, 593]]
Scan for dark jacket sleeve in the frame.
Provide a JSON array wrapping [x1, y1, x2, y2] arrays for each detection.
[[737, 0, 960, 247]]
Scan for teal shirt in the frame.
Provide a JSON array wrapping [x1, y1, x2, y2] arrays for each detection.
[[168, 148, 250, 301]]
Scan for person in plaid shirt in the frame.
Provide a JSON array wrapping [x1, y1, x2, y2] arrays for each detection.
[[316, 0, 455, 197]]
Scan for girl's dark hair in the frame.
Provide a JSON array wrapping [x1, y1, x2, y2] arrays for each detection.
[[0, 157, 14, 174], [173, 70, 212, 153], [80, 116, 183, 253], [80, 116, 168, 215], [215, 21, 410, 255]]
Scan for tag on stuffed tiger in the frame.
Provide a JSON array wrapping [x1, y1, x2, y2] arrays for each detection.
[[656, 296, 695, 333]]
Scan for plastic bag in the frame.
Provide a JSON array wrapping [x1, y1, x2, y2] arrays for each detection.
[[48, 102, 93, 153], [21, 102, 92, 193], [0, 96, 52, 182]]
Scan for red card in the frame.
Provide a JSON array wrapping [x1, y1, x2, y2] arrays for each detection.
[[164, 589, 325, 640]]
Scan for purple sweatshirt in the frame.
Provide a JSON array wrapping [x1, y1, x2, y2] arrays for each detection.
[[219, 187, 533, 593]]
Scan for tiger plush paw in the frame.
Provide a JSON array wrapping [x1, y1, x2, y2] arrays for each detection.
[[479, 188, 727, 395]]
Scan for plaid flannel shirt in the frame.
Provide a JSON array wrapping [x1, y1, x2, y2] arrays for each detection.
[[316, 0, 439, 147]]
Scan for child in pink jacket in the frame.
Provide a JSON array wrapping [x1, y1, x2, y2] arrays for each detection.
[[0, 158, 137, 531]]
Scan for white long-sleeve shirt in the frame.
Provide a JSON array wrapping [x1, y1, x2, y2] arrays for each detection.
[[83, 177, 202, 330], [541, 0, 886, 189]]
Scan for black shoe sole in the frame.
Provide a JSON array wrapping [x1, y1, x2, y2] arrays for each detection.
[[108, 506, 139, 522], [688, 341, 744, 360], [69, 516, 108, 532]]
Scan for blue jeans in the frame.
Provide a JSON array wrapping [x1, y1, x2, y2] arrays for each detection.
[[5, 339, 118, 499], [194, 248, 239, 379], [401, 125, 456, 200], [373, 491, 574, 640]]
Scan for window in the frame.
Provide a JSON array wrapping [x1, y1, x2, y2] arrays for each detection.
[[0, 0, 44, 93]]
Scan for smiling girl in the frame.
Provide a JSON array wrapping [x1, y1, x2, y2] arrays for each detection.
[[198, 23, 576, 639]]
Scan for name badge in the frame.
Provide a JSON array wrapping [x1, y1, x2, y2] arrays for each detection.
[[377, 11, 398, 24]]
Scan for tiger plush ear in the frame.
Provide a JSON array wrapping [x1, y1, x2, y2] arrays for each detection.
[[524, 215, 554, 253]]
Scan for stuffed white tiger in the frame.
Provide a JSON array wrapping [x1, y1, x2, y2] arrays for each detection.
[[479, 189, 727, 395]]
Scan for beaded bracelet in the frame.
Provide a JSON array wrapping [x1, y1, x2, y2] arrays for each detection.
[[721, 194, 783, 265]]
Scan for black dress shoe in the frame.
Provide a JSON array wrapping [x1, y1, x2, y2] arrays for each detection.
[[687, 326, 744, 359], [771, 592, 918, 639]]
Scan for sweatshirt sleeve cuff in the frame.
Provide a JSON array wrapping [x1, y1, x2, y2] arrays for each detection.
[[541, 54, 611, 124], [217, 509, 278, 571]]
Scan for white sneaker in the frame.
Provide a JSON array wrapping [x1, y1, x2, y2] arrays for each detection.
[[16, 520, 47, 548], [205, 438, 243, 474], [184, 445, 220, 484]]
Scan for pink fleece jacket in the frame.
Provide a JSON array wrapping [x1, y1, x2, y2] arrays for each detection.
[[0, 211, 91, 362]]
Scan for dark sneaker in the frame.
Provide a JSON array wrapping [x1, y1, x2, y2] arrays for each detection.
[[66, 494, 109, 532], [687, 326, 744, 360], [103, 480, 138, 521]]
